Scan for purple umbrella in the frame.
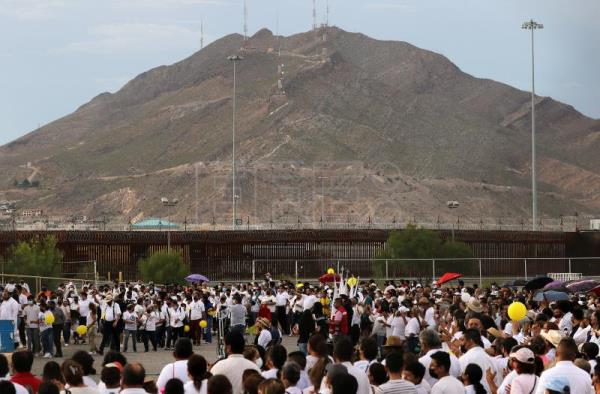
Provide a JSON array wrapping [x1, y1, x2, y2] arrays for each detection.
[[566, 279, 599, 293], [543, 280, 565, 290], [185, 274, 209, 283]]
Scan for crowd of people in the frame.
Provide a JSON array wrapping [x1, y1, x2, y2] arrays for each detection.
[[1, 275, 600, 394]]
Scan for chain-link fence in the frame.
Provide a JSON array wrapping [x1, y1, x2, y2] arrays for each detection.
[[244, 257, 600, 286], [1, 214, 598, 232]]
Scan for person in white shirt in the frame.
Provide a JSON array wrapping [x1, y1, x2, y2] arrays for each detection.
[[354, 337, 379, 373], [189, 296, 205, 346], [0, 292, 21, 347], [534, 337, 593, 394], [458, 329, 497, 394], [122, 304, 138, 352], [462, 363, 487, 394], [378, 352, 417, 394], [429, 351, 464, 394], [418, 329, 461, 386], [275, 287, 290, 335], [281, 362, 303, 394], [503, 347, 539, 394], [333, 337, 372, 394], [302, 289, 317, 312], [23, 298, 40, 354], [211, 332, 260, 394], [156, 337, 194, 392], [121, 362, 151, 394], [402, 361, 430, 394], [98, 294, 121, 354], [184, 354, 208, 394], [255, 317, 273, 350]]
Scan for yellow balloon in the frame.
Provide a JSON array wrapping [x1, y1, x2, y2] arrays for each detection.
[[296, 283, 304, 289], [184, 325, 190, 333], [45, 313, 55, 325], [76, 325, 87, 336], [508, 302, 527, 321], [327, 268, 335, 274], [199, 320, 208, 328], [347, 277, 358, 287]]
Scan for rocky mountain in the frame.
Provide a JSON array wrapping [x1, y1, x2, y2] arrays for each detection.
[[1, 27, 599, 225]]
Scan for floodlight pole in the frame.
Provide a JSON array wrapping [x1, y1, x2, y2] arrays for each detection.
[[161, 198, 179, 253], [228, 55, 243, 229], [522, 19, 543, 231]]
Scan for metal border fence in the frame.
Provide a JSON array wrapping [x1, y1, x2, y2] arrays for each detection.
[[248, 257, 600, 286]]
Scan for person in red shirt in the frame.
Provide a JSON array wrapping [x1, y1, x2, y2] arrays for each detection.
[[10, 350, 42, 393], [329, 298, 349, 336]]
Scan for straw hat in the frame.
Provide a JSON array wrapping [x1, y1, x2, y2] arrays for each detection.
[[541, 329, 564, 348], [256, 317, 271, 329], [466, 298, 483, 313], [382, 336, 403, 348], [105, 294, 113, 302]]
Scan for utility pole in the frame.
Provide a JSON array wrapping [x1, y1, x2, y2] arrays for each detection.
[[243, 0, 248, 41], [522, 19, 543, 231], [228, 55, 244, 228]]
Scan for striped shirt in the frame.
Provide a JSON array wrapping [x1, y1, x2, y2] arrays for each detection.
[[378, 379, 418, 394]]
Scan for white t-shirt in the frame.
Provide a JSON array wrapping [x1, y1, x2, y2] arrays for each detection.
[[184, 379, 207, 394], [431, 376, 464, 394], [510, 374, 538, 394], [303, 295, 317, 311], [190, 301, 205, 320], [156, 360, 190, 391], [123, 311, 137, 331]]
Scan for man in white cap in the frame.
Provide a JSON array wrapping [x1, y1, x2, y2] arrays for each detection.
[[535, 337, 593, 394], [98, 294, 121, 354]]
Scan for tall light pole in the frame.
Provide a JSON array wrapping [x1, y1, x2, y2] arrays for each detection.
[[161, 197, 178, 253], [522, 19, 543, 231], [318, 176, 330, 223], [228, 55, 243, 229]]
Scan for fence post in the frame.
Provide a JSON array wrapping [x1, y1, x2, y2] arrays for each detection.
[[568, 258, 572, 274], [479, 259, 482, 288], [93, 260, 98, 287], [432, 259, 436, 281], [524, 258, 528, 280], [337, 261, 340, 275], [252, 260, 256, 281], [295, 260, 298, 284], [385, 260, 389, 281]]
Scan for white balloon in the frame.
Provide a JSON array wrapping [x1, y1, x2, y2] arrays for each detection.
[[461, 293, 471, 303]]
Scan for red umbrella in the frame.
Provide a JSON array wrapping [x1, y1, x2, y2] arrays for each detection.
[[589, 284, 600, 296], [319, 273, 341, 283], [437, 272, 463, 285]]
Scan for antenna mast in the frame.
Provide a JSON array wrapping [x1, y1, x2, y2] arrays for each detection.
[[312, 0, 317, 31], [243, 0, 248, 40], [200, 17, 204, 49]]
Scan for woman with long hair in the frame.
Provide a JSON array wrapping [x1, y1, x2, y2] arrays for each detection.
[[312, 302, 328, 337], [184, 354, 208, 394], [462, 364, 486, 394], [60, 360, 98, 394]]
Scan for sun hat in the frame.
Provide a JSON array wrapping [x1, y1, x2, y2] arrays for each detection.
[[256, 317, 271, 329], [541, 329, 564, 348], [466, 298, 484, 313], [383, 336, 403, 347], [509, 347, 535, 364]]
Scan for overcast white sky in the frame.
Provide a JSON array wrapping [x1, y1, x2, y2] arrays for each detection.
[[0, 0, 598, 145]]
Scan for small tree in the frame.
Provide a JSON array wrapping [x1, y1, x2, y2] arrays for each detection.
[[3, 236, 63, 281], [374, 224, 472, 278], [139, 251, 189, 284]]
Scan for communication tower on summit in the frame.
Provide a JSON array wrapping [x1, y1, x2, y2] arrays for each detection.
[[312, 0, 317, 31], [243, 0, 248, 41], [200, 17, 204, 49]]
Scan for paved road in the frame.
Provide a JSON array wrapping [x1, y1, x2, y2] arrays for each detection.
[[31, 336, 299, 380]]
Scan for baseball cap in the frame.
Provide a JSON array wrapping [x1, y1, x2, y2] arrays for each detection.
[[509, 348, 535, 364]]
